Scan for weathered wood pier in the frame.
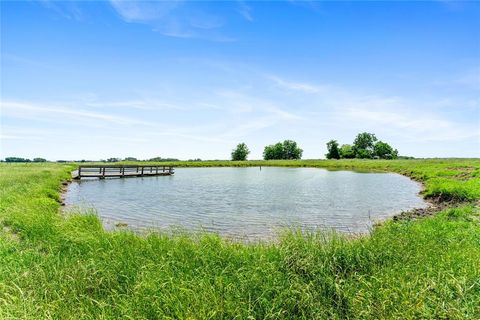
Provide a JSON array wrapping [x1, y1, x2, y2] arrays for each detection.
[[73, 165, 174, 180]]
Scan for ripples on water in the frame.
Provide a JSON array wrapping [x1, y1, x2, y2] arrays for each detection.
[[64, 167, 427, 240]]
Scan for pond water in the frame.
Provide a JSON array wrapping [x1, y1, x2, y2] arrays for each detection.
[[65, 167, 427, 239]]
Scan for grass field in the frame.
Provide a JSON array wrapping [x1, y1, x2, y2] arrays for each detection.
[[1, 159, 479, 319]]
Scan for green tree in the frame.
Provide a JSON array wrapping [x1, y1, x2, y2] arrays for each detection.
[[124, 157, 138, 161], [352, 132, 377, 159], [231, 143, 250, 161], [325, 140, 340, 159], [33, 158, 47, 162], [263, 140, 303, 160], [374, 141, 398, 159], [282, 140, 303, 160], [263, 142, 284, 160], [339, 144, 355, 159]]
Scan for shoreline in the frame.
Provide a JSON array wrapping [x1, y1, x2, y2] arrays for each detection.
[[58, 164, 463, 238]]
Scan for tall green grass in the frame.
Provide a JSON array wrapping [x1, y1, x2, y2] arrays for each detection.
[[1, 160, 479, 319]]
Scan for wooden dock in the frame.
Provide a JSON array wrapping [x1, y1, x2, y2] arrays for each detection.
[[73, 165, 174, 180]]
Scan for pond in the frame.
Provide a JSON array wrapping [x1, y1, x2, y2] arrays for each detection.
[[64, 167, 427, 239]]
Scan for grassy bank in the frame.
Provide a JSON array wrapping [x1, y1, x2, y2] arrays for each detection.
[[1, 160, 479, 319]]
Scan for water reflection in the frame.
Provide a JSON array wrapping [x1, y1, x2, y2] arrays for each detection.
[[65, 167, 427, 239]]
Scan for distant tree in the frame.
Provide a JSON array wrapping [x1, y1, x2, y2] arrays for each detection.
[[325, 140, 340, 159], [263, 140, 303, 160], [339, 144, 355, 159], [124, 157, 138, 161], [231, 143, 250, 161], [374, 141, 398, 159], [147, 157, 179, 162], [107, 158, 120, 162], [352, 132, 377, 159], [5, 157, 30, 162], [33, 158, 47, 162]]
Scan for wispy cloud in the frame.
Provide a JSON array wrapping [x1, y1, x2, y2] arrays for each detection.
[[215, 89, 303, 120], [265, 74, 480, 144], [1, 101, 154, 126], [237, 1, 253, 22], [266, 75, 332, 94], [85, 100, 184, 111], [432, 66, 480, 91], [109, 0, 234, 41], [220, 116, 283, 139], [37, 0, 85, 21], [0, 134, 43, 141], [109, 1, 180, 22], [344, 108, 478, 142]]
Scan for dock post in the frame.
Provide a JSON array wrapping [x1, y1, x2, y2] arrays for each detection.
[[156, 166, 158, 174], [141, 166, 144, 176], [102, 167, 105, 178], [78, 167, 82, 178]]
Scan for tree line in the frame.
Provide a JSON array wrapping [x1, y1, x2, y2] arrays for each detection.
[[326, 132, 398, 159], [231, 140, 303, 161], [4, 157, 46, 163], [4, 133, 399, 163], [231, 133, 399, 161], [106, 157, 180, 162]]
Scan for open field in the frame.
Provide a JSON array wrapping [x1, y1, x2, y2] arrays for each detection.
[[1, 159, 479, 319]]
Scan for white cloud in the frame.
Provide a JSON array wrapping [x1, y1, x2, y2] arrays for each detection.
[[0, 134, 43, 141], [85, 100, 184, 111], [109, 1, 180, 22], [265, 74, 480, 145], [237, 1, 253, 22], [215, 89, 302, 120], [38, 0, 85, 21], [2, 66, 478, 159], [432, 66, 480, 91], [267, 75, 331, 94], [1, 101, 154, 126], [109, 1, 234, 41], [344, 108, 478, 142]]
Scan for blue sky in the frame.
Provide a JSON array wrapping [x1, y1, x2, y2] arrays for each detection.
[[1, 0, 479, 160]]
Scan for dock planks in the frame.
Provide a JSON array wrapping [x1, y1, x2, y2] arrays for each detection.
[[73, 165, 174, 179]]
